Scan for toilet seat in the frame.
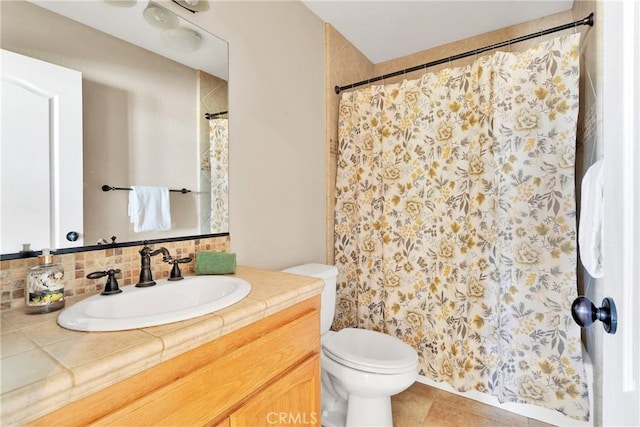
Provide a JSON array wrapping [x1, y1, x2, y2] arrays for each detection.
[[322, 328, 418, 374]]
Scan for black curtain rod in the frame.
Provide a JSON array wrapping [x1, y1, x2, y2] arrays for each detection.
[[335, 13, 594, 95], [205, 111, 228, 120], [101, 185, 191, 194]]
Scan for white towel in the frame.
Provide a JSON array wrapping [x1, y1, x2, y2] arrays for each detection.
[[128, 186, 171, 233], [579, 160, 604, 278]]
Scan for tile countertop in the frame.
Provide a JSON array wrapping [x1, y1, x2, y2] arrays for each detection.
[[0, 266, 324, 426]]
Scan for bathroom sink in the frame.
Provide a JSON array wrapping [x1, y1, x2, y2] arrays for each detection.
[[57, 276, 251, 332]]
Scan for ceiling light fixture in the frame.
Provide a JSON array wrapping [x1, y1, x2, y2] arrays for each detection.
[[171, 0, 209, 13], [162, 27, 203, 52], [143, 3, 179, 29], [103, 0, 137, 7]]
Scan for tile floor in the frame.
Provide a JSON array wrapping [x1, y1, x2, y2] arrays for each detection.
[[391, 382, 556, 427]]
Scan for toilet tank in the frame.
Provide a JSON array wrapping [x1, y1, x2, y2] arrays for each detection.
[[282, 263, 338, 334]]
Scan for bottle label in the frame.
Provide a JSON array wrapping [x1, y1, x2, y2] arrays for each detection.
[[26, 270, 65, 306]]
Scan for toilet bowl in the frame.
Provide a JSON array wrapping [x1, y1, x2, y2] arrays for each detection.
[[322, 328, 419, 426], [282, 264, 419, 427]]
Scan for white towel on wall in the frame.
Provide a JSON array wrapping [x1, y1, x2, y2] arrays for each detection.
[[579, 160, 604, 278], [128, 186, 171, 233]]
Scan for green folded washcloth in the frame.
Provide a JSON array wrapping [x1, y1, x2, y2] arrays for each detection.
[[194, 251, 236, 275]]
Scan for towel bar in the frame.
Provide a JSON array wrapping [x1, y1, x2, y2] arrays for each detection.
[[101, 185, 191, 194]]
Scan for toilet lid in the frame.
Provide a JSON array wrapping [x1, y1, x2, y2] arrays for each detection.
[[322, 328, 418, 374]]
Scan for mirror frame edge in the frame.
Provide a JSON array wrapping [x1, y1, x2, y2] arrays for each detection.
[[0, 232, 230, 261]]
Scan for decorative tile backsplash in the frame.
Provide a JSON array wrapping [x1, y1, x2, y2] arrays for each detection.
[[0, 235, 230, 311]]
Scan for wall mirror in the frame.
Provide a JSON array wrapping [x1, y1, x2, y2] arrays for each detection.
[[1, 0, 229, 258]]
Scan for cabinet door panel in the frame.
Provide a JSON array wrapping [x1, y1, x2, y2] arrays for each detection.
[[230, 355, 320, 427], [93, 310, 319, 426]]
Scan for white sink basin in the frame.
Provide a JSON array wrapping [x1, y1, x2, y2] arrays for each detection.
[[57, 276, 251, 332]]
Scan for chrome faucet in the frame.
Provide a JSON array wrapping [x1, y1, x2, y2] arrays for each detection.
[[136, 242, 172, 287]]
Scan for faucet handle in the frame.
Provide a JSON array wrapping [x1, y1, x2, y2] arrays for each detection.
[[87, 269, 118, 279], [165, 256, 191, 264], [140, 241, 152, 255], [167, 257, 192, 281], [87, 269, 123, 295]]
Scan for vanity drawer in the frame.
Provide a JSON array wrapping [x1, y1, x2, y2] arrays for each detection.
[[229, 354, 320, 427]]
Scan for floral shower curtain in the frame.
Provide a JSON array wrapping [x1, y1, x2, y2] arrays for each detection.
[[210, 118, 229, 233], [334, 34, 589, 420]]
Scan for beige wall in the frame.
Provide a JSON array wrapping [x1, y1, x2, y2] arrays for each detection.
[[180, 1, 327, 270]]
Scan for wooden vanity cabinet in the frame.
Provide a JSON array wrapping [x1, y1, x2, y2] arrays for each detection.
[[29, 297, 321, 427]]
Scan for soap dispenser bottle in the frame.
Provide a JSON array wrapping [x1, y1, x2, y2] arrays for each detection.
[[25, 249, 65, 314]]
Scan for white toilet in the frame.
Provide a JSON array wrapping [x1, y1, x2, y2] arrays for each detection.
[[283, 264, 418, 427]]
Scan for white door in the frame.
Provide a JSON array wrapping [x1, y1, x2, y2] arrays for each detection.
[[601, 1, 640, 426], [1, 49, 83, 253]]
